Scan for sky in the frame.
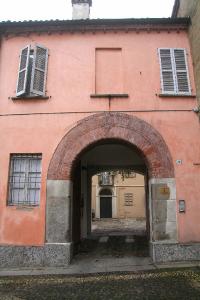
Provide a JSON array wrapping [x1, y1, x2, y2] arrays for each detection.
[[0, 0, 175, 21]]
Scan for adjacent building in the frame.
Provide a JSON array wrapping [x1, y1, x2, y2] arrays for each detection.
[[172, 0, 200, 106]]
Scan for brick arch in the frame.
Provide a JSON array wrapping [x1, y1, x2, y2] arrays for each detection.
[[47, 112, 174, 179]]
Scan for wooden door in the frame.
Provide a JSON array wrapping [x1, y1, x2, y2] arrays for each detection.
[[100, 196, 112, 218]]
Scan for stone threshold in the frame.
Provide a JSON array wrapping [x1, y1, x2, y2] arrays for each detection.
[[0, 259, 199, 277]]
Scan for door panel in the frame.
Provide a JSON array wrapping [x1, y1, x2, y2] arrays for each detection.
[[100, 197, 112, 218]]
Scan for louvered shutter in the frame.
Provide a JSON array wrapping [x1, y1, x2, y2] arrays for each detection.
[[159, 48, 175, 94], [30, 44, 48, 96], [174, 49, 190, 94], [16, 45, 30, 96]]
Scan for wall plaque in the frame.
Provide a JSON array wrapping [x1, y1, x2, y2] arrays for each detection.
[[151, 184, 170, 200]]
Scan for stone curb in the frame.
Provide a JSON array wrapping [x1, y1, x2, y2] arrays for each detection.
[[0, 261, 199, 277]]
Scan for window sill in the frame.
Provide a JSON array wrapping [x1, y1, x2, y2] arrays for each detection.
[[90, 94, 129, 98], [8, 205, 38, 211], [10, 96, 50, 100], [158, 94, 196, 98]]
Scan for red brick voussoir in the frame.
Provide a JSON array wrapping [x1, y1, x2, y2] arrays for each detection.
[[47, 112, 174, 180]]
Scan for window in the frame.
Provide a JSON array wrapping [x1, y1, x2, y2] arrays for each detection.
[[124, 193, 134, 206], [8, 154, 42, 206], [16, 44, 48, 97], [158, 48, 191, 95], [124, 171, 136, 179], [98, 172, 113, 186]]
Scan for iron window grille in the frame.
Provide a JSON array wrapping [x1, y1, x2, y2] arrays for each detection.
[[8, 154, 42, 206], [123, 171, 136, 179], [98, 172, 114, 186]]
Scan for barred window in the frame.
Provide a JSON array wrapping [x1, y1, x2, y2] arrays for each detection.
[[124, 193, 134, 206], [8, 154, 42, 206], [98, 172, 113, 186], [124, 172, 136, 179]]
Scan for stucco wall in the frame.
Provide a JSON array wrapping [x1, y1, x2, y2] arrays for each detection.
[[0, 30, 196, 113], [0, 28, 199, 246]]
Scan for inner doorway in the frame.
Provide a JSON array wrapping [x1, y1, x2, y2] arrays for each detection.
[[100, 189, 112, 218]]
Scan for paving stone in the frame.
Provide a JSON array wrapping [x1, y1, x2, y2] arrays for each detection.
[[92, 218, 146, 235], [99, 236, 109, 243], [125, 236, 135, 243]]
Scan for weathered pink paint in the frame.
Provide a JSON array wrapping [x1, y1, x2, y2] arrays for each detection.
[[0, 26, 199, 246]]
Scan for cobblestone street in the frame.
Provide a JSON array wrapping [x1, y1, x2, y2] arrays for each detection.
[[1, 268, 200, 299], [91, 218, 146, 235]]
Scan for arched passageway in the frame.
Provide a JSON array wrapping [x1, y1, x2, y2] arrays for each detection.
[[46, 112, 177, 263], [73, 140, 148, 242]]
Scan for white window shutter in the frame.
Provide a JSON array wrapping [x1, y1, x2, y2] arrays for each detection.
[[173, 49, 191, 94], [30, 44, 48, 96], [16, 45, 30, 96], [159, 48, 175, 94]]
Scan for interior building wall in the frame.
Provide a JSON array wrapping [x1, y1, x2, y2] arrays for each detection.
[[92, 173, 145, 219]]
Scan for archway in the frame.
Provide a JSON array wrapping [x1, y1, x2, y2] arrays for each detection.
[[46, 112, 177, 263], [48, 112, 174, 180]]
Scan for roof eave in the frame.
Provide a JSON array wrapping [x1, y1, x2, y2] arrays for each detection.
[[0, 17, 190, 34]]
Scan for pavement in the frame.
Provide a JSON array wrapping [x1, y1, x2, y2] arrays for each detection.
[[92, 218, 146, 236], [0, 256, 199, 277]]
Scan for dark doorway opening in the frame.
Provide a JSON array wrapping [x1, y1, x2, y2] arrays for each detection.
[[100, 189, 112, 218]]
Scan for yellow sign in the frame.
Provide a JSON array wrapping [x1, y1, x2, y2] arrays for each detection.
[[159, 186, 170, 196]]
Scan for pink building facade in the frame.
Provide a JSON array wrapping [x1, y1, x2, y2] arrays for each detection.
[[0, 13, 200, 266]]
